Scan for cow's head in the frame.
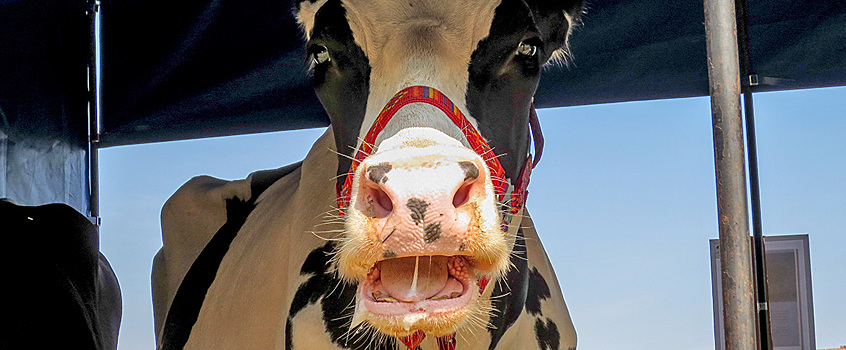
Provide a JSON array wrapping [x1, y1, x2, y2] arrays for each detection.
[[294, 0, 583, 339]]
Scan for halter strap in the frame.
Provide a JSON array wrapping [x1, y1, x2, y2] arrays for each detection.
[[333, 86, 539, 350], [336, 86, 510, 215]]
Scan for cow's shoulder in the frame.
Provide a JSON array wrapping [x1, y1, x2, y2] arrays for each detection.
[[152, 163, 302, 344], [161, 175, 250, 254], [159, 161, 303, 259], [153, 129, 340, 349]]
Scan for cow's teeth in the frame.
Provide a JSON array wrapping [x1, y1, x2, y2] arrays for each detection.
[[375, 296, 399, 302], [428, 291, 462, 301]]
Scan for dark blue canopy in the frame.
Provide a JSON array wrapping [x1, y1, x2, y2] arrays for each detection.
[[1, 0, 844, 212], [95, 0, 845, 146], [3, 0, 844, 149], [536, 0, 846, 108]]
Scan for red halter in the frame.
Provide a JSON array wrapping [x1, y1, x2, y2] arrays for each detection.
[[335, 85, 535, 218], [334, 86, 539, 349]]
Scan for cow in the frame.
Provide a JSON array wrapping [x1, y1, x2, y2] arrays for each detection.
[[1, 199, 122, 350], [152, 0, 584, 349]]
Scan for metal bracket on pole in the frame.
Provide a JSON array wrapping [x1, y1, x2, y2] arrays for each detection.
[[743, 74, 792, 88], [88, 216, 102, 227]]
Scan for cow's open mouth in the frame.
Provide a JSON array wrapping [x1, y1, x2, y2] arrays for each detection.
[[356, 255, 479, 334]]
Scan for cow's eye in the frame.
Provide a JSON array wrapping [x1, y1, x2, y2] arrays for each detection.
[[516, 40, 538, 57], [311, 45, 331, 65]]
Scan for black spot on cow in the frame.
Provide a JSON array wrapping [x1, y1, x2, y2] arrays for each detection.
[[525, 267, 552, 316], [383, 250, 397, 259], [160, 197, 256, 350], [458, 161, 479, 181], [285, 318, 293, 350], [306, 0, 372, 184], [287, 242, 395, 350], [534, 317, 561, 350], [407, 198, 429, 224], [466, 0, 538, 182], [424, 222, 442, 243], [466, 0, 583, 182], [367, 163, 392, 184], [487, 229, 528, 349]]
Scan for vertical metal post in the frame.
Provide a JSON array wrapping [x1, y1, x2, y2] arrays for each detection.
[[734, 0, 774, 348], [88, 0, 101, 222], [745, 89, 774, 350], [704, 0, 757, 349]]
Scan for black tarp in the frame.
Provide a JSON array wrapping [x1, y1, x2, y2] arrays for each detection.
[[0, 0, 90, 214], [96, 0, 846, 147], [98, 0, 327, 146]]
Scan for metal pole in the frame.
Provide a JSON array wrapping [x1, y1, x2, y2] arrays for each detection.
[[88, 0, 101, 222], [704, 0, 757, 349], [733, 0, 774, 347], [745, 88, 774, 350]]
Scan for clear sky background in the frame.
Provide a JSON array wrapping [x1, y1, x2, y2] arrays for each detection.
[[99, 86, 845, 350]]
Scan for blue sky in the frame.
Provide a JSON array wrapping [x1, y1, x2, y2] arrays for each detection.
[[99, 86, 845, 350]]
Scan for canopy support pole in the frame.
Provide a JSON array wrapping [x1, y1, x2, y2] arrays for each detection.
[[704, 0, 757, 348], [734, 0, 774, 347], [87, 0, 101, 224]]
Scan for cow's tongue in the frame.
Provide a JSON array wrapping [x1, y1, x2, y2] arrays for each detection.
[[379, 256, 449, 302]]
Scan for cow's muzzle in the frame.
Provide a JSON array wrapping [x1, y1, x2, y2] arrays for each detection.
[[338, 128, 508, 336], [333, 86, 528, 339], [338, 126, 508, 275]]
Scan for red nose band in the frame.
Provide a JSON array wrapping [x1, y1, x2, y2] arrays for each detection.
[[336, 85, 511, 215]]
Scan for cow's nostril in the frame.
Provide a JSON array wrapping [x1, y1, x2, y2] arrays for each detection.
[[453, 182, 473, 208], [371, 187, 394, 213]]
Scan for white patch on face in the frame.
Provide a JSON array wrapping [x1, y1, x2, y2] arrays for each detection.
[[340, 0, 502, 149], [373, 103, 470, 150], [293, 0, 506, 150], [377, 126, 465, 152]]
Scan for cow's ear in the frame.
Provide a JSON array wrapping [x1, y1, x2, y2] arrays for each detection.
[[294, 0, 329, 40], [528, 0, 585, 65]]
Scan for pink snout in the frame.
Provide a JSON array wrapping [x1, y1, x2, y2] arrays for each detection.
[[353, 157, 487, 259]]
